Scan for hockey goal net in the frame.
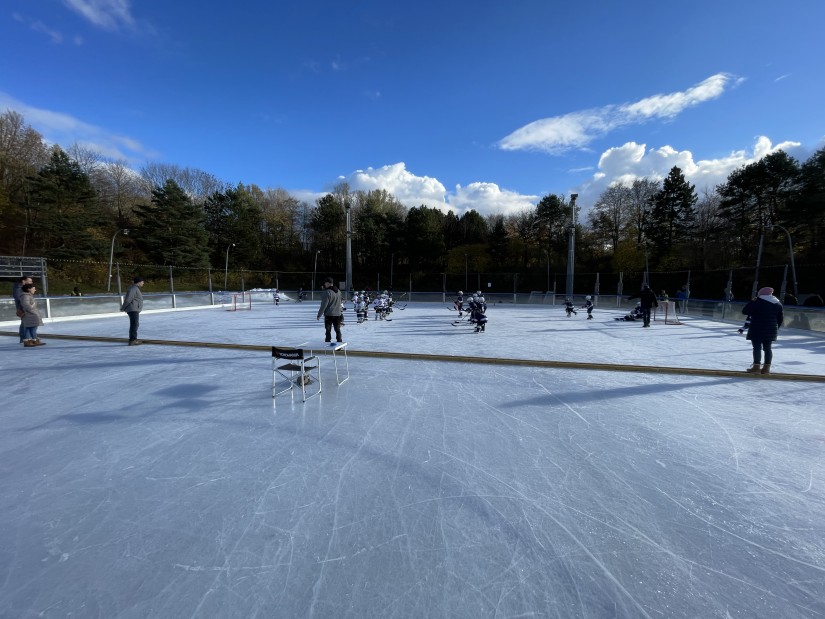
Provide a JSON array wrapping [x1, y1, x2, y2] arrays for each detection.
[[226, 292, 252, 311], [653, 300, 683, 325]]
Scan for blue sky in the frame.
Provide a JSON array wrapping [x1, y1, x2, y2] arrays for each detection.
[[2, 0, 823, 217]]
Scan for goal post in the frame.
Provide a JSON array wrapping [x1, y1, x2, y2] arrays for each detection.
[[653, 300, 682, 325], [226, 292, 252, 311]]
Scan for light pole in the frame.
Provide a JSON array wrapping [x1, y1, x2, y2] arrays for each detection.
[[565, 194, 578, 298], [224, 243, 235, 290], [312, 250, 321, 301], [751, 223, 766, 299], [767, 222, 798, 300], [107, 229, 129, 292], [345, 201, 353, 294], [542, 249, 549, 293]]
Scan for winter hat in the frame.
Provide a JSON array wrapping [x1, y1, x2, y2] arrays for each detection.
[[133, 276, 144, 283], [758, 287, 774, 296]]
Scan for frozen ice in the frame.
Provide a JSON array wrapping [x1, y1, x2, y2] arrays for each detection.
[[1, 301, 824, 617]]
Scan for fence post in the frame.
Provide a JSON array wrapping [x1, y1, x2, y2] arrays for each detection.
[[617, 272, 624, 306], [169, 266, 176, 308], [513, 273, 517, 304], [40, 257, 49, 299], [116, 263, 122, 296]]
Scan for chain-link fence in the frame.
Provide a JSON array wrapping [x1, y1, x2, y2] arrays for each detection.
[[5, 258, 823, 306]]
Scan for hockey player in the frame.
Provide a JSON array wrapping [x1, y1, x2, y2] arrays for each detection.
[[272, 289, 280, 305], [470, 303, 488, 332], [354, 294, 369, 324], [614, 302, 643, 321], [454, 290, 464, 315], [582, 295, 593, 319], [372, 293, 387, 320], [564, 298, 578, 317]]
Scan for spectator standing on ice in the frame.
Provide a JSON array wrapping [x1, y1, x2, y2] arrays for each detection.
[[13, 275, 33, 344], [628, 285, 658, 327], [742, 286, 783, 375], [120, 277, 144, 345], [316, 276, 343, 343], [19, 282, 45, 346]]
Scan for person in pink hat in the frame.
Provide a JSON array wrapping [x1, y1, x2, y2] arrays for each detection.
[[741, 286, 784, 375]]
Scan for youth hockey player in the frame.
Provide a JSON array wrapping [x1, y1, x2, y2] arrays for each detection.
[[614, 302, 643, 321], [582, 295, 593, 319], [454, 291, 464, 316], [354, 294, 369, 324], [564, 298, 578, 317], [272, 289, 280, 305], [372, 293, 387, 320]]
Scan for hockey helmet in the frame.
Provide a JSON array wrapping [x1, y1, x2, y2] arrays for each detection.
[[586, 295, 591, 300], [458, 290, 463, 295]]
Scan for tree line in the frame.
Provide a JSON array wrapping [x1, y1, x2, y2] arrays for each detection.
[[1, 109, 823, 294]]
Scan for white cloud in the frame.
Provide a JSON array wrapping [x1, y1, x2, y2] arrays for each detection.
[[12, 12, 65, 43], [499, 73, 740, 153], [574, 136, 803, 211], [450, 183, 539, 217], [0, 91, 157, 162], [331, 163, 539, 217], [341, 163, 450, 212], [30, 20, 64, 43], [62, 0, 135, 31]]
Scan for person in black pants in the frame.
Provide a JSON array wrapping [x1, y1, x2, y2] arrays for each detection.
[[316, 277, 343, 344], [742, 286, 783, 375], [627, 285, 659, 327], [120, 277, 145, 345]]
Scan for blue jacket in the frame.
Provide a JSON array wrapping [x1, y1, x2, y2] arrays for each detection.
[[742, 296, 783, 342]]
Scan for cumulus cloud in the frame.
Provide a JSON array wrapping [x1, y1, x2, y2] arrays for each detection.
[[0, 91, 157, 162], [450, 183, 539, 217], [574, 136, 803, 210], [62, 0, 135, 31], [341, 163, 450, 211], [499, 73, 741, 153], [337, 162, 539, 217]]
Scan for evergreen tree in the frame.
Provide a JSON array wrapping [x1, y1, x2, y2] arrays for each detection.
[[134, 179, 210, 267], [405, 206, 446, 270], [27, 147, 104, 260], [203, 184, 263, 268], [647, 166, 697, 261], [790, 147, 825, 260]]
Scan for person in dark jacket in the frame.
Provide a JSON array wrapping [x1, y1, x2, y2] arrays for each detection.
[[742, 286, 784, 375], [120, 276, 145, 345], [628, 285, 659, 327], [316, 276, 343, 344]]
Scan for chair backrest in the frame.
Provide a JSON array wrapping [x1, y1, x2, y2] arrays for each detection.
[[272, 347, 305, 361]]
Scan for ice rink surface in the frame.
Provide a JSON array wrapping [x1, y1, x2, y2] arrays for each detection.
[[2, 300, 824, 618]]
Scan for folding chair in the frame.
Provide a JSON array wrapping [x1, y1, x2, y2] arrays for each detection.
[[272, 347, 321, 401]]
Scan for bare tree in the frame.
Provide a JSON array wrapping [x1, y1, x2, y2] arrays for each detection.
[[588, 184, 632, 253], [140, 162, 225, 203], [694, 187, 722, 269], [66, 142, 103, 177], [92, 159, 147, 223], [627, 177, 660, 246]]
